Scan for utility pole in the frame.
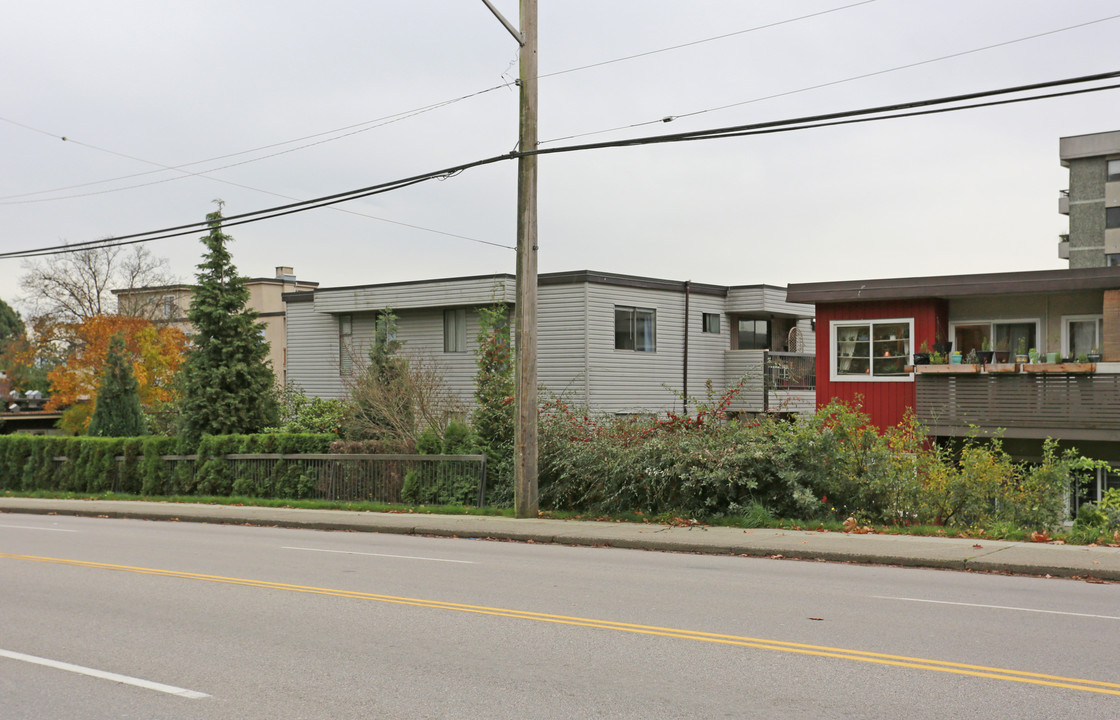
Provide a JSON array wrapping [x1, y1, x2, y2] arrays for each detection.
[[482, 0, 538, 517]]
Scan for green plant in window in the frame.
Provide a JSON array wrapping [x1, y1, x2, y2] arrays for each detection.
[[964, 349, 979, 364]]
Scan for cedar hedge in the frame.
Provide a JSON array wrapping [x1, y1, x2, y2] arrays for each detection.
[[0, 434, 333, 497]]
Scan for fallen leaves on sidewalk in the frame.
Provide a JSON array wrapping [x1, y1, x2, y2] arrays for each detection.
[[842, 517, 873, 534]]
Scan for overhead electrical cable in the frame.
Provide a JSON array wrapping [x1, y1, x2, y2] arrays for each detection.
[[539, 0, 880, 80], [0, 0, 880, 204], [0, 84, 507, 204], [1, 70, 1116, 261], [541, 11, 1120, 145]]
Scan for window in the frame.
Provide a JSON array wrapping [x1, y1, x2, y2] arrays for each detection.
[[950, 320, 1037, 357], [1063, 315, 1103, 358], [339, 314, 353, 375], [735, 319, 769, 350], [615, 306, 656, 351], [702, 313, 720, 334], [1107, 206, 1120, 229], [161, 294, 176, 319], [443, 308, 466, 352], [831, 319, 912, 381], [1109, 159, 1120, 182]]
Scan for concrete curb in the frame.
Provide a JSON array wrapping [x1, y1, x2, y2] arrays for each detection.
[[3, 497, 1119, 581]]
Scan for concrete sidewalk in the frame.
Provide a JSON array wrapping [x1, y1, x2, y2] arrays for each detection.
[[2, 496, 1119, 581]]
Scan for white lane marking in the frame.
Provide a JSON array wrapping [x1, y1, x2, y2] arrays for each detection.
[[282, 546, 476, 564], [873, 596, 1120, 621], [0, 524, 77, 532], [0, 649, 210, 699]]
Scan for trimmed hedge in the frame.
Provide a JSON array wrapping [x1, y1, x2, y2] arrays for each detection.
[[0, 434, 333, 496]]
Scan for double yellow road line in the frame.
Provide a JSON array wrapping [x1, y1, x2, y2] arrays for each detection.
[[5, 552, 1119, 697]]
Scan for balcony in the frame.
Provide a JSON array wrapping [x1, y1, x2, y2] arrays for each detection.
[[1059, 189, 1069, 215], [724, 350, 815, 414], [914, 364, 1120, 441]]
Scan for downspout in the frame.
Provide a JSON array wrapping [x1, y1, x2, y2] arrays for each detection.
[[683, 280, 690, 415]]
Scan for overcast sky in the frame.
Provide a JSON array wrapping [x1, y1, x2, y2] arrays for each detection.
[[2, 1, 1118, 310]]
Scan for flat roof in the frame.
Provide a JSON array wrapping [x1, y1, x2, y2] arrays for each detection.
[[786, 266, 1120, 304]]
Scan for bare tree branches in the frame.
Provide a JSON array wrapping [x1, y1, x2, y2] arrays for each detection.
[[19, 244, 176, 322]]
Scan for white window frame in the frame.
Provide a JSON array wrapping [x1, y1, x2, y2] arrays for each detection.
[[830, 318, 914, 383], [443, 308, 467, 353], [1061, 314, 1103, 358], [948, 318, 1041, 357]]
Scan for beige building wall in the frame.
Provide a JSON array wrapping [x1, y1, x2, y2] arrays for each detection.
[[112, 266, 316, 385]]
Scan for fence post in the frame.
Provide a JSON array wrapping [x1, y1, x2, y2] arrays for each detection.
[[476, 455, 488, 508]]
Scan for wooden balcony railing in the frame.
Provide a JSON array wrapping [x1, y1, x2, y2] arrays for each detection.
[[915, 372, 1120, 441]]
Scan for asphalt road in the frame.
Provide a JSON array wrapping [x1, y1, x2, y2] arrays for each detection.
[[2, 513, 1119, 719]]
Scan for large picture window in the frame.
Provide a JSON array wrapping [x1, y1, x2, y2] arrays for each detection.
[[950, 320, 1037, 358], [831, 319, 912, 381], [615, 306, 656, 352]]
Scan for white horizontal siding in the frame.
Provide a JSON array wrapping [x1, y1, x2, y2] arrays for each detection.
[[724, 350, 766, 411], [313, 277, 514, 314], [726, 286, 813, 318], [286, 301, 346, 399], [686, 296, 729, 406], [538, 284, 590, 406], [585, 284, 687, 414]]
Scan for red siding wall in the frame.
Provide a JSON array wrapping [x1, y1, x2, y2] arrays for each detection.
[[815, 299, 947, 430]]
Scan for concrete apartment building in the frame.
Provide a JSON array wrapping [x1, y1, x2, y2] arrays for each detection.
[[113, 266, 317, 385], [1059, 129, 1120, 267]]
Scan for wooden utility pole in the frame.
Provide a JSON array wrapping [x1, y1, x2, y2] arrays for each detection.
[[481, 0, 538, 517], [513, 0, 539, 518]]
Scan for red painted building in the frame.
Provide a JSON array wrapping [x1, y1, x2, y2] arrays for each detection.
[[788, 266, 1120, 503]]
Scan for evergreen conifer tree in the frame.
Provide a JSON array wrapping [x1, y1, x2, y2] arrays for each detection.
[[88, 333, 147, 437], [179, 206, 277, 439]]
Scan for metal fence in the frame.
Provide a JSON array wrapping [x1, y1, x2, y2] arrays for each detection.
[[764, 352, 816, 390], [64, 453, 489, 507]]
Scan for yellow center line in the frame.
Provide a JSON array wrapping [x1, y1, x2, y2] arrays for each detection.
[[5, 552, 1119, 696]]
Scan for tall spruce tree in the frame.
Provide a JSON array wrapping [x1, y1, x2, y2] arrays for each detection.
[[88, 333, 147, 437], [179, 206, 277, 439]]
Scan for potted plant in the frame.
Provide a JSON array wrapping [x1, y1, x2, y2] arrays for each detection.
[[950, 350, 962, 365], [1088, 347, 1102, 363], [994, 338, 1010, 364], [1028, 347, 1039, 364], [964, 349, 980, 365], [978, 338, 994, 365], [932, 331, 952, 356], [913, 340, 931, 365], [1015, 337, 1029, 364], [1046, 351, 1060, 364]]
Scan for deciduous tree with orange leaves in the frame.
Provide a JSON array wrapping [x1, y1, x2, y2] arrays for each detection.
[[45, 315, 188, 434]]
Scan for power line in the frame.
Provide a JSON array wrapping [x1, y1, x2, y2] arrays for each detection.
[[0, 85, 508, 204], [539, 0, 879, 80], [0, 0, 882, 204], [541, 12, 1120, 145], [2, 70, 1116, 261]]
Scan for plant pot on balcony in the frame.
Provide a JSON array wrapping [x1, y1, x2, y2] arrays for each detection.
[[1014, 354, 1029, 363], [933, 342, 952, 355], [913, 352, 930, 365], [1046, 352, 1060, 364], [977, 351, 994, 365], [994, 351, 1010, 363], [1088, 353, 1103, 363]]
